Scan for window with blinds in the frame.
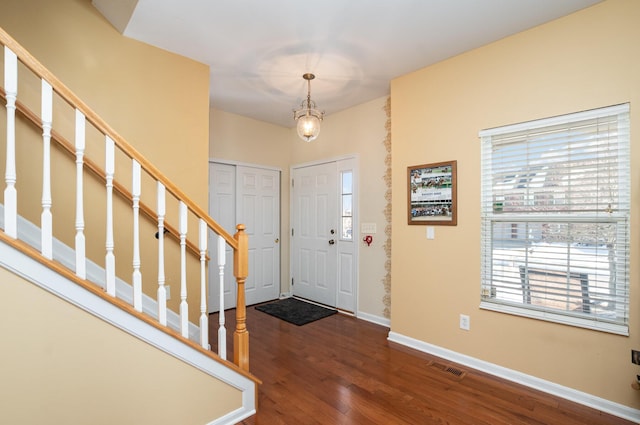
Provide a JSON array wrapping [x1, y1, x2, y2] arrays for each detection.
[[479, 104, 630, 335]]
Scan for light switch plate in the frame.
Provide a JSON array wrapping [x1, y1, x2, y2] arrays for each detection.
[[426, 226, 435, 239], [361, 223, 377, 234], [460, 314, 470, 331]]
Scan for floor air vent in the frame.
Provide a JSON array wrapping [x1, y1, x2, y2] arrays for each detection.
[[431, 362, 467, 381]]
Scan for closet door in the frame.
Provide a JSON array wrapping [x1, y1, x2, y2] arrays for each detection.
[[208, 163, 236, 312], [236, 165, 280, 306], [209, 162, 281, 312]]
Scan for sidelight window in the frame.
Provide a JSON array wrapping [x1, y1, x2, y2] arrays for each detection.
[[341, 171, 353, 240]]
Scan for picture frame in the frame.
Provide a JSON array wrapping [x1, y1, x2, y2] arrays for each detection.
[[407, 160, 457, 226]]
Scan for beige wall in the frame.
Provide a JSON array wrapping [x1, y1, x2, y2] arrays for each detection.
[[211, 97, 389, 319], [0, 0, 210, 323], [211, 108, 294, 168], [391, 0, 640, 409], [0, 0, 210, 208], [0, 267, 242, 424]]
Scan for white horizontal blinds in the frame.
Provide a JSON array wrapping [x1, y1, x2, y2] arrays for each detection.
[[488, 117, 624, 215], [480, 104, 630, 333]]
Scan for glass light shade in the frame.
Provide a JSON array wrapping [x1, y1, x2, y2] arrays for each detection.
[[296, 113, 321, 142]]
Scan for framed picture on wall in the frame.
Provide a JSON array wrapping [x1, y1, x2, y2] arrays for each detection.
[[407, 160, 457, 226]]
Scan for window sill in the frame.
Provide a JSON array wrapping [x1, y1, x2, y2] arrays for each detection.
[[479, 301, 628, 336]]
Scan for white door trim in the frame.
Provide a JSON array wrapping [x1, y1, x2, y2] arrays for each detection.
[[289, 154, 359, 170], [209, 158, 282, 173]]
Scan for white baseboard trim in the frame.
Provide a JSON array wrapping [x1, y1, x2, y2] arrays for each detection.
[[387, 331, 640, 423], [357, 311, 390, 328], [207, 407, 256, 425]]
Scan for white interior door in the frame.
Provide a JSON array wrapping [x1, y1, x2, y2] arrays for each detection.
[[208, 163, 236, 313], [236, 165, 280, 306], [209, 162, 280, 312], [291, 158, 357, 311]]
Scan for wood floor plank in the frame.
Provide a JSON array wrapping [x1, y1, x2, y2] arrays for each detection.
[[210, 304, 634, 425]]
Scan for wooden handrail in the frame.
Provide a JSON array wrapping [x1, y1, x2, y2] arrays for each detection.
[[0, 87, 204, 260], [0, 26, 237, 249], [0, 25, 251, 372]]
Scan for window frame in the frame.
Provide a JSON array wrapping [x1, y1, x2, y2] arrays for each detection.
[[340, 170, 353, 241], [479, 104, 630, 335]]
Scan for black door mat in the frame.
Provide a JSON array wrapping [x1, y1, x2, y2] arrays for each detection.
[[255, 297, 337, 326]]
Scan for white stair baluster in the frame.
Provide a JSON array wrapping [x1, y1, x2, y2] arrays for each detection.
[[199, 219, 209, 349], [179, 201, 189, 338], [217, 235, 227, 360], [105, 136, 116, 296], [41, 80, 53, 259], [157, 182, 167, 326], [132, 160, 142, 311], [74, 109, 86, 279], [4, 47, 18, 238]]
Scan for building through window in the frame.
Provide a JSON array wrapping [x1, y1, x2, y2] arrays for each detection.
[[479, 104, 630, 335]]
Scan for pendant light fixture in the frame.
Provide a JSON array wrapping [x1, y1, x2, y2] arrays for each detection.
[[293, 73, 324, 142]]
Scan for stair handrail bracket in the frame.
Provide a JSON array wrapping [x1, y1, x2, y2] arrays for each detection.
[[0, 24, 253, 382]]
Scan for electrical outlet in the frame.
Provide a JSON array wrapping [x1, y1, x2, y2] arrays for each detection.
[[166, 285, 171, 300], [459, 314, 470, 331]]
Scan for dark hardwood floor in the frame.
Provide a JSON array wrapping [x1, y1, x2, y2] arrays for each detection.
[[209, 303, 634, 425]]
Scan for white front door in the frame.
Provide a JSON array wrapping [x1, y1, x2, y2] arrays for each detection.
[[209, 162, 280, 312], [291, 158, 357, 311]]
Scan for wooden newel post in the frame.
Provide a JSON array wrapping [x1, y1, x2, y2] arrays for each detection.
[[233, 224, 250, 371]]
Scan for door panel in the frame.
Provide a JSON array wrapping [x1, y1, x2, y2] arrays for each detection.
[[208, 163, 236, 313], [292, 162, 338, 307], [236, 166, 280, 306]]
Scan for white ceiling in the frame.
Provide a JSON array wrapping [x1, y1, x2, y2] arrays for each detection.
[[93, 0, 601, 128]]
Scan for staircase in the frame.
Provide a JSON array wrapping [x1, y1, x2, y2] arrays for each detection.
[[0, 26, 258, 424]]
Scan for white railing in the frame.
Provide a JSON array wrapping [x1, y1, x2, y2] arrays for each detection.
[[3, 46, 17, 239], [74, 109, 87, 280], [0, 27, 250, 371]]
